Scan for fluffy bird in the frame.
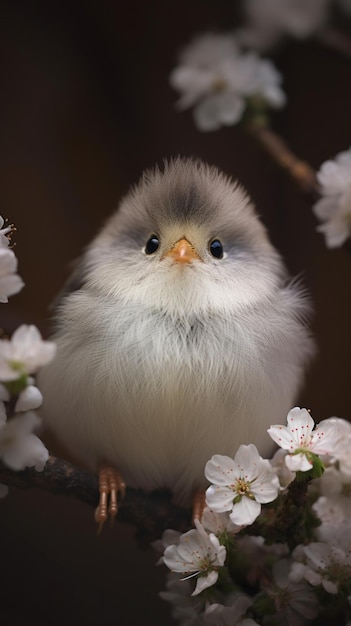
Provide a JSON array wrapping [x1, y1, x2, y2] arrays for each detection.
[[38, 158, 314, 518]]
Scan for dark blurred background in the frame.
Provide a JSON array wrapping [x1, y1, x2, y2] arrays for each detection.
[[0, 1, 351, 624]]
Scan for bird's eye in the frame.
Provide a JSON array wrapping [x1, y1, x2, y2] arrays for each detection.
[[145, 235, 160, 255], [209, 239, 223, 259]]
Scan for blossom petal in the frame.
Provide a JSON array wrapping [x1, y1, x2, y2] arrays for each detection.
[[175, 534, 205, 569], [304, 542, 344, 570], [285, 452, 312, 472], [0, 324, 57, 377], [170, 31, 285, 133], [268, 424, 300, 451], [302, 568, 323, 587], [170, 66, 214, 109], [205, 454, 239, 485], [15, 385, 43, 412], [287, 407, 314, 443], [192, 570, 218, 596], [194, 93, 245, 132], [309, 420, 342, 456], [270, 407, 315, 452], [229, 496, 261, 526], [322, 580, 338, 594], [313, 197, 339, 220], [251, 467, 280, 503], [0, 362, 22, 381], [163, 543, 193, 573], [2, 433, 49, 471], [201, 507, 235, 535], [234, 444, 262, 481], [0, 248, 24, 301], [206, 485, 234, 512], [163, 520, 226, 576], [0, 274, 24, 301], [209, 536, 226, 567], [0, 247, 17, 274], [317, 220, 349, 248], [318, 158, 351, 195]]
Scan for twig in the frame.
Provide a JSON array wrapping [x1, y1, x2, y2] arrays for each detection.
[[0, 454, 313, 550], [0, 456, 192, 544], [246, 122, 319, 198]]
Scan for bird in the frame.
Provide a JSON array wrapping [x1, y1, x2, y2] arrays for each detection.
[[38, 157, 314, 523]]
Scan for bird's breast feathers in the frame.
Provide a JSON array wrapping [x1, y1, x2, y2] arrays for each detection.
[[40, 282, 311, 504]]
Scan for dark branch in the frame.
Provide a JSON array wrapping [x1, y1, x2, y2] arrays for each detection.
[[247, 476, 312, 550], [0, 456, 192, 544], [247, 122, 319, 198]]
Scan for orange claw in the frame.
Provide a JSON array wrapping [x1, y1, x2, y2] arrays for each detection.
[[95, 464, 126, 532]]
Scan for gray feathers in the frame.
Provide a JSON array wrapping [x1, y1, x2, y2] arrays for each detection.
[[38, 157, 314, 505]]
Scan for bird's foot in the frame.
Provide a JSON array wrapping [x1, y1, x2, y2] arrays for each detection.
[[192, 491, 206, 525], [95, 463, 126, 532]]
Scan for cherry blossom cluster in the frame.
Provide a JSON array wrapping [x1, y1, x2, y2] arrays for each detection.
[[0, 215, 56, 495], [0, 216, 24, 302], [239, 0, 334, 52], [169, 1, 351, 133], [312, 147, 351, 248], [170, 32, 286, 132], [170, 4, 351, 249], [158, 407, 351, 625]]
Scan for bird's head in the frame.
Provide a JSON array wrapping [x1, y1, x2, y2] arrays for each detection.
[[84, 158, 285, 318]]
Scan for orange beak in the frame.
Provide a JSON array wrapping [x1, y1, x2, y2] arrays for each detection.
[[165, 238, 201, 264]]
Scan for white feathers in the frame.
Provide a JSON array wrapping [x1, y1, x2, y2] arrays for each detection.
[[38, 158, 314, 505]]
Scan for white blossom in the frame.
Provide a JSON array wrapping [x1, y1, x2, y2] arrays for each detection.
[[160, 572, 207, 626], [270, 447, 296, 488], [0, 324, 56, 382], [201, 507, 242, 537], [312, 147, 351, 247], [313, 503, 351, 549], [268, 407, 340, 472], [152, 528, 182, 565], [235, 534, 289, 586], [0, 215, 24, 301], [0, 247, 24, 303], [268, 558, 319, 624], [0, 411, 49, 471], [318, 416, 351, 469], [170, 33, 285, 132], [205, 444, 280, 526], [0, 215, 13, 247], [15, 384, 43, 412], [317, 464, 351, 498], [163, 519, 226, 596], [291, 542, 351, 595], [239, 0, 330, 51], [313, 492, 351, 529], [203, 592, 257, 626]]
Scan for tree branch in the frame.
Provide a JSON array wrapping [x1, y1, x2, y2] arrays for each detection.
[[0, 456, 192, 544], [247, 122, 319, 198]]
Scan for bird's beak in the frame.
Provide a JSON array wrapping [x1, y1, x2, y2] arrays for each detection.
[[164, 238, 201, 264]]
